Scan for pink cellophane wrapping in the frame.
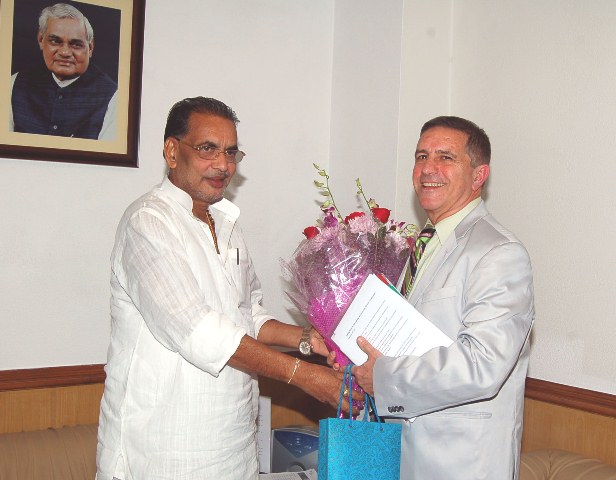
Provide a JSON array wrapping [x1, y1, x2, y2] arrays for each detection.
[[283, 216, 412, 366]]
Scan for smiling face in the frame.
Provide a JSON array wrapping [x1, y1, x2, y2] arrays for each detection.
[[413, 126, 489, 224], [164, 113, 237, 219], [38, 17, 92, 81]]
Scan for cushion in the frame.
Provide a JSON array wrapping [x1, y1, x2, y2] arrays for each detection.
[[0, 424, 97, 480], [520, 449, 616, 480]]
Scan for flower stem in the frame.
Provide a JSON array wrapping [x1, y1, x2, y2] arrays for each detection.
[[356, 178, 372, 213], [314, 164, 344, 221]]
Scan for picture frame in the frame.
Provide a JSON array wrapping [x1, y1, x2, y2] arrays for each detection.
[[0, 0, 145, 167]]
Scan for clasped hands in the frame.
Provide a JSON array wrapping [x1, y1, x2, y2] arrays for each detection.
[[327, 336, 383, 397], [308, 330, 380, 414]]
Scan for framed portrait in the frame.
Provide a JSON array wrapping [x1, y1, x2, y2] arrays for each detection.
[[0, 0, 145, 167]]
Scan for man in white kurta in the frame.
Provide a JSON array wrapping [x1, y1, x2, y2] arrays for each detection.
[[97, 97, 347, 480], [97, 176, 268, 479]]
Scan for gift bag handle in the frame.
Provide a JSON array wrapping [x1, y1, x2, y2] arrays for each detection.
[[336, 364, 383, 424], [336, 364, 354, 418], [365, 392, 383, 424]]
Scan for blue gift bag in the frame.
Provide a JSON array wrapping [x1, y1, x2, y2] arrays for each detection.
[[318, 365, 402, 480]]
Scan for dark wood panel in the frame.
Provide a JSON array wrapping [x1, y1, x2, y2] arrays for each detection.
[[259, 376, 336, 428], [0, 384, 104, 434], [521, 397, 616, 466]]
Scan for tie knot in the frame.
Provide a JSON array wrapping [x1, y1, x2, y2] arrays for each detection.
[[414, 227, 435, 250], [419, 227, 436, 238]]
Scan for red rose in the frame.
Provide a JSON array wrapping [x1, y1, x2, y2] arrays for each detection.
[[303, 226, 320, 239], [344, 211, 365, 224], [371, 207, 391, 223]]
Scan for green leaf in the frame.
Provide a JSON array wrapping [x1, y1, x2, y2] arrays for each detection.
[[314, 180, 325, 188]]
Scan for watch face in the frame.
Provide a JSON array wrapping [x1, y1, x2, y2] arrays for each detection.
[[299, 341, 311, 355]]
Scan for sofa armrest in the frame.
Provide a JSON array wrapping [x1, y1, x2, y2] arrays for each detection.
[[0, 424, 97, 480], [521, 449, 616, 480]]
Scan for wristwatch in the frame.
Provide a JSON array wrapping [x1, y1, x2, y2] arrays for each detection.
[[298, 327, 313, 356]]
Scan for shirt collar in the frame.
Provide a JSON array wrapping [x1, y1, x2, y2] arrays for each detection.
[[431, 197, 482, 246], [52, 72, 80, 88]]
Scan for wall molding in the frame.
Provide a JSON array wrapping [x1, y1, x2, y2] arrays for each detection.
[[524, 377, 616, 418], [1, 365, 615, 418], [0, 364, 105, 391]]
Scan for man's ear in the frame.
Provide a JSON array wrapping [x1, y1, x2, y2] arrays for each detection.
[[88, 39, 94, 58], [472, 164, 490, 191], [37, 31, 44, 50], [163, 137, 177, 169]]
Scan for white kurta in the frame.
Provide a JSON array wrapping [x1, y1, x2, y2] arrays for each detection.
[[96, 177, 271, 480]]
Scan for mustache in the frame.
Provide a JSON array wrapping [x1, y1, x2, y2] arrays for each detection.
[[205, 171, 230, 180]]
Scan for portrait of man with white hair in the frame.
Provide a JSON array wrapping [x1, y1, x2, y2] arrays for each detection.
[[9, 2, 120, 141]]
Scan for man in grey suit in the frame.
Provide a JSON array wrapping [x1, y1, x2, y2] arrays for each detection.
[[353, 116, 534, 480]]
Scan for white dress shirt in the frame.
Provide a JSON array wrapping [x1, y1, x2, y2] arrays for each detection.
[[96, 177, 271, 480]]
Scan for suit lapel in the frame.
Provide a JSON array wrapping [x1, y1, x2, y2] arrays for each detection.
[[409, 202, 489, 306], [409, 236, 458, 306]]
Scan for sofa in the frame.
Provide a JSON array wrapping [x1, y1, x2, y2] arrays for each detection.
[[520, 449, 616, 480], [0, 424, 97, 480], [1, 424, 616, 480]]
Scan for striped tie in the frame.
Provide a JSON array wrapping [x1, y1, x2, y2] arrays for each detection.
[[401, 227, 436, 297]]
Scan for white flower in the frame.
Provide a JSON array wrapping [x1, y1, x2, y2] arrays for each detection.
[[348, 215, 378, 235]]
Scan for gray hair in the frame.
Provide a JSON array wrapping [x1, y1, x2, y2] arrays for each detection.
[[39, 3, 94, 43], [420, 116, 491, 167]]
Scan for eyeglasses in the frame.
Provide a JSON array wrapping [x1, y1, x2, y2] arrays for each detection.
[[174, 137, 245, 163]]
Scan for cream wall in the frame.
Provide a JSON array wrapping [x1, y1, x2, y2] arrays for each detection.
[[2, 0, 615, 397], [0, 0, 336, 368], [329, 0, 403, 214], [397, 0, 616, 394]]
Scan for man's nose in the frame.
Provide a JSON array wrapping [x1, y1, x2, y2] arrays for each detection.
[[58, 44, 71, 56], [210, 152, 230, 171], [420, 156, 438, 174]]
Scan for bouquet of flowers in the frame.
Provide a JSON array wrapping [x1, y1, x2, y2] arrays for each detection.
[[283, 164, 419, 366]]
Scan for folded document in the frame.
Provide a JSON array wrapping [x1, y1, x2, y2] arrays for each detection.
[[331, 273, 453, 364]]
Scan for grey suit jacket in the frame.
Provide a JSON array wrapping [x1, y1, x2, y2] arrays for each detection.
[[374, 201, 534, 480]]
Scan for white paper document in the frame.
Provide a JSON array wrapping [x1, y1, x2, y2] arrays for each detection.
[[331, 274, 453, 364]]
